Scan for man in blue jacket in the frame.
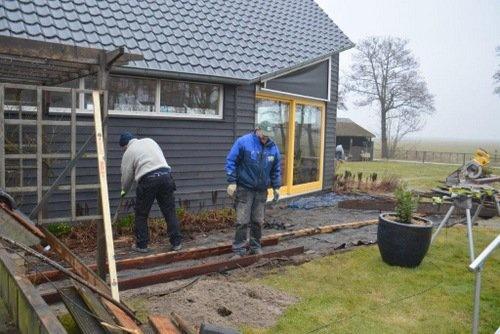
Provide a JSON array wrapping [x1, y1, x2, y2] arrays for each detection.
[[225, 123, 281, 257]]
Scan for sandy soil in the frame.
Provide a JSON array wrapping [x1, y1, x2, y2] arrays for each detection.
[[124, 278, 297, 330]]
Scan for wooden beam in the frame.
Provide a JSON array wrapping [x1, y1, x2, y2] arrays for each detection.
[[36, 87, 42, 223], [149, 315, 181, 334], [170, 312, 196, 334], [101, 299, 142, 334], [93, 91, 120, 301], [41, 246, 304, 304], [118, 246, 304, 291], [28, 237, 280, 284], [0, 248, 67, 333]]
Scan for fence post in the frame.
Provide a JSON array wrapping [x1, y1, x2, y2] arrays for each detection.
[[422, 151, 426, 163]]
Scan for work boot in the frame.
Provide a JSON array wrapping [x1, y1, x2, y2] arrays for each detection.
[[131, 245, 151, 253]]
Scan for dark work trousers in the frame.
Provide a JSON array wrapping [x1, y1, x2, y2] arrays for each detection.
[[134, 172, 182, 248], [232, 186, 267, 255]]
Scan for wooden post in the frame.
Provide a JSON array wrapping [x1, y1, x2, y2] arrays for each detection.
[[92, 91, 120, 302], [0, 84, 5, 188], [36, 87, 43, 223], [96, 52, 109, 280], [71, 89, 77, 222]]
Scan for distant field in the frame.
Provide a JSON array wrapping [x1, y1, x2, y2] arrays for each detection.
[[374, 139, 500, 154], [337, 160, 500, 191]]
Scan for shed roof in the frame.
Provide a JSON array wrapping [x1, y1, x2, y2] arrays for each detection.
[[0, 0, 353, 83], [336, 118, 375, 138]]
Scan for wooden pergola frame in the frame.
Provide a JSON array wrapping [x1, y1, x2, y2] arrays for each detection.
[[0, 35, 143, 294]]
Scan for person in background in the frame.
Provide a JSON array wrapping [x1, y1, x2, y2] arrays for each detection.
[[336, 144, 345, 161], [225, 122, 281, 258], [120, 132, 182, 253]]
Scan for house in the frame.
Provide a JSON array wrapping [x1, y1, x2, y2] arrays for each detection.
[[336, 118, 375, 161], [0, 0, 353, 220]]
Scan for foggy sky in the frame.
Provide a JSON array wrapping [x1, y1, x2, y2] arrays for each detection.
[[317, 0, 499, 141]]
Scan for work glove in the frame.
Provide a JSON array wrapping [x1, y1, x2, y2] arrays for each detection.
[[273, 188, 280, 202], [227, 184, 237, 198], [120, 190, 126, 198]]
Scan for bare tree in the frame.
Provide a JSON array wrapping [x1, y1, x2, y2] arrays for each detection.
[[494, 46, 500, 96], [345, 36, 435, 158]]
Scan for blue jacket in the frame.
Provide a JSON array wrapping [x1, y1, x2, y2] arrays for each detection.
[[225, 132, 282, 191]]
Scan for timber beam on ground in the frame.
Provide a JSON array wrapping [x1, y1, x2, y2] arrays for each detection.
[[41, 246, 305, 304], [28, 219, 377, 285], [28, 237, 281, 284]]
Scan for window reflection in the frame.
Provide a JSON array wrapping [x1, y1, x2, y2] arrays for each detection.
[[160, 80, 220, 116], [256, 98, 289, 185], [293, 104, 321, 185], [108, 76, 156, 112]]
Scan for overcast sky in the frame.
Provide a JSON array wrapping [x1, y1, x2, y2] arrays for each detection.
[[316, 0, 500, 141]]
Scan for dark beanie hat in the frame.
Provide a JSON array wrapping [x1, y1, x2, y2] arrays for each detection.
[[119, 132, 135, 147]]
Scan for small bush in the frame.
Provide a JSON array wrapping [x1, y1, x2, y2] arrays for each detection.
[[46, 222, 72, 237], [394, 186, 419, 224]]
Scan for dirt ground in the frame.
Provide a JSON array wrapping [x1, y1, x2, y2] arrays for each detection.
[[44, 194, 498, 332]]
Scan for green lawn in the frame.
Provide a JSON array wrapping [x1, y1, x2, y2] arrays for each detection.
[[337, 160, 500, 191], [246, 226, 500, 334]]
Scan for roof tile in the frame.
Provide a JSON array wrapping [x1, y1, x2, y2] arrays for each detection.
[[1, 0, 352, 80]]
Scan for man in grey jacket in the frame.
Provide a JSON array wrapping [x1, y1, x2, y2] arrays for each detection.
[[120, 132, 182, 253]]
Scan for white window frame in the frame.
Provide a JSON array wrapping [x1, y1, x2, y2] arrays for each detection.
[[108, 77, 224, 120], [46, 76, 224, 120]]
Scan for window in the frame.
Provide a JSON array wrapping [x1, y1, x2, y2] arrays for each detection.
[[160, 80, 222, 118], [108, 76, 156, 113], [46, 75, 223, 119], [256, 98, 290, 184]]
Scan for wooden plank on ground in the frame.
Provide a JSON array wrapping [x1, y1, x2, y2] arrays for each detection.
[[149, 315, 181, 334], [0, 248, 66, 334], [41, 246, 304, 303], [118, 246, 304, 291], [101, 298, 142, 334], [264, 220, 378, 240], [28, 237, 280, 284]]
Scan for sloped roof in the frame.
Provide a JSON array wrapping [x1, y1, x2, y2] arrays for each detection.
[[336, 118, 375, 138], [0, 0, 353, 82]]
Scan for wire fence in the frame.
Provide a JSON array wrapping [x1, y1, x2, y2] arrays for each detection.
[[373, 149, 500, 167]]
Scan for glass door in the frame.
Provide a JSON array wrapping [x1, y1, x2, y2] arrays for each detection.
[[255, 98, 290, 192], [255, 94, 325, 196], [291, 102, 324, 193]]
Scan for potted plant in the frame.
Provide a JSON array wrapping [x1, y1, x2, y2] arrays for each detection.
[[377, 186, 433, 268]]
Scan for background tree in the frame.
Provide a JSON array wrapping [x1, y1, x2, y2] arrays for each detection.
[[494, 46, 500, 96], [345, 36, 435, 158]]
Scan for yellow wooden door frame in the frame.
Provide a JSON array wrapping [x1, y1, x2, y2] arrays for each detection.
[[289, 98, 325, 195], [256, 92, 326, 197]]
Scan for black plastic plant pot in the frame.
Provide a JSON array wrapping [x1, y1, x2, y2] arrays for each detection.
[[377, 213, 433, 268]]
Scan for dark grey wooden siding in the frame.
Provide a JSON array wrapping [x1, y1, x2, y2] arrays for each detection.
[[9, 58, 340, 221], [322, 54, 340, 190], [10, 83, 257, 220]]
